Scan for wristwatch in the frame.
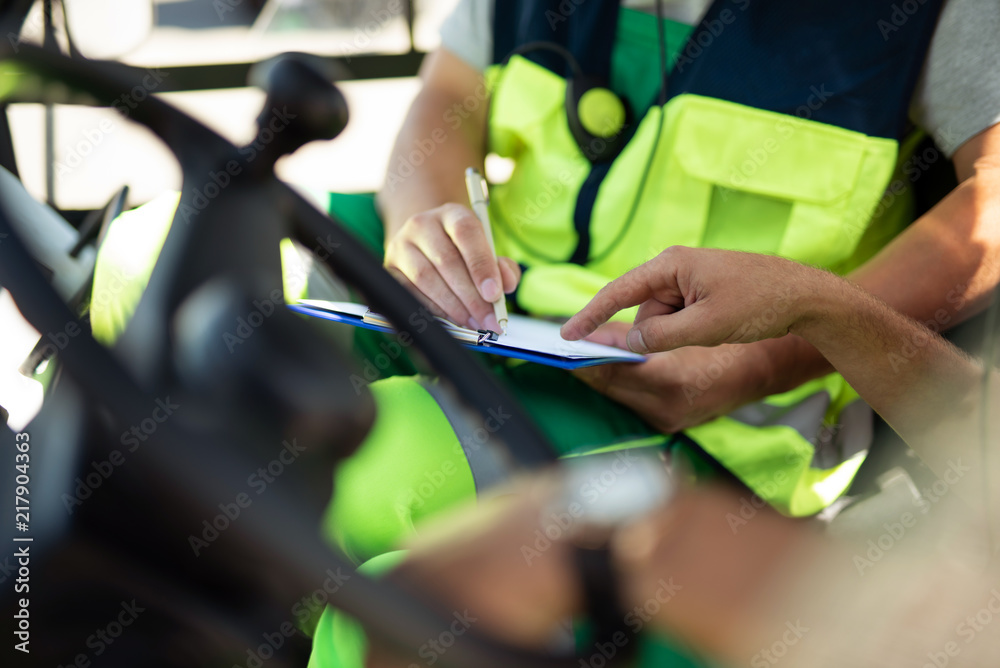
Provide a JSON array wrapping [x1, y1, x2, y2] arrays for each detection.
[[550, 448, 675, 661]]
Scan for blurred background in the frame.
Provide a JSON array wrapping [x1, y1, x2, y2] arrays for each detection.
[[0, 0, 459, 429]]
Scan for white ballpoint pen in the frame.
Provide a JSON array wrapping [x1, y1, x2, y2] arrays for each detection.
[[465, 167, 509, 335]]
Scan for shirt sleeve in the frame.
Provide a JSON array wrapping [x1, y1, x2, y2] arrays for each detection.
[[911, 0, 1000, 157], [438, 0, 494, 72]]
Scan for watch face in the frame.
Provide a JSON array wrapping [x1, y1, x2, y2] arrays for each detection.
[[557, 447, 674, 529]]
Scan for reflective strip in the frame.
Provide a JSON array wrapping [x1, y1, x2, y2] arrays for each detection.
[[416, 378, 513, 495], [560, 435, 669, 459], [728, 392, 872, 471]]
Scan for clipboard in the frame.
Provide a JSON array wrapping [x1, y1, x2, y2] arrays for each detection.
[[289, 300, 645, 370]]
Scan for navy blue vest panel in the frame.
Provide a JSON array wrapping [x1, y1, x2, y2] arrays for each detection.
[[490, 0, 946, 264], [494, 0, 620, 80], [668, 0, 945, 140]]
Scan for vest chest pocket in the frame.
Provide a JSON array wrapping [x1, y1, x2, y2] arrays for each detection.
[[487, 57, 592, 263], [654, 95, 899, 268]]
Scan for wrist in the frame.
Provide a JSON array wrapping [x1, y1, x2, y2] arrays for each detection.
[[754, 335, 834, 398], [787, 270, 854, 345]]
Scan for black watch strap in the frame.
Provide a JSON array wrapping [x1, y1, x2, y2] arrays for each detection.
[[574, 544, 635, 664]]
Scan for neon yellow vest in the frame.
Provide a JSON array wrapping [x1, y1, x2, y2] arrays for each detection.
[[484, 3, 937, 515]]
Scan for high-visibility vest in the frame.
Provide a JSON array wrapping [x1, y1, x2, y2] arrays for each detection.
[[483, 0, 945, 515]]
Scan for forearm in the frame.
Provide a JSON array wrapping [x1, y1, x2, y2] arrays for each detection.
[[790, 269, 988, 509], [376, 53, 488, 239], [850, 169, 1000, 327], [620, 486, 996, 668], [760, 159, 1000, 397]]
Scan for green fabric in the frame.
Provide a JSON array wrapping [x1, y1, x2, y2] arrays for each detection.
[[493, 361, 659, 456], [308, 552, 712, 668], [308, 553, 712, 668], [308, 551, 408, 668], [327, 191, 385, 255], [637, 633, 717, 668], [322, 376, 477, 564], [611, 10, 694, 111], [327, 191, 422, 379]]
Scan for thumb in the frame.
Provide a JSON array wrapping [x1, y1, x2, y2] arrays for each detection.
[[627, 307, 707, 354], [584, 321, 632, 350]]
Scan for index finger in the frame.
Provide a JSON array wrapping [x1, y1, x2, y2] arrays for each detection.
[[440, 205, 505, 303], [560, 264, 658, 341]]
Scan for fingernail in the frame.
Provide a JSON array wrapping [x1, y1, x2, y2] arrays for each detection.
[[626, 329, 647, 353], [483, 314, 500, 333], [480, 278, 499, 301], [467, 317, 480, 330]]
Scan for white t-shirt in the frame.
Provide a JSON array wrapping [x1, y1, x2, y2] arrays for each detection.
[[440, 0, 1000, 157]]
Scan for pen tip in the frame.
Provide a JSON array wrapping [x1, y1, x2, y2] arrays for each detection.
[[500, 319, 508, 335]]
